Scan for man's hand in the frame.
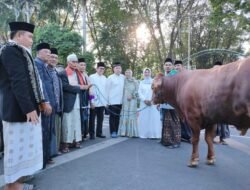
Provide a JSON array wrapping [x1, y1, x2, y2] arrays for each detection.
[[80, 85, 91, 90], [144, 100, 152, 106], [156, 104, 160, 111], [26, 110, 39, 125], [40, 102, 52, 115], [147, 101, 152, 106]]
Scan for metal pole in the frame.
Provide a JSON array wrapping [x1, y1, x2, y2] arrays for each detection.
[[188, 15, 191, 70], [82, 0, 87, 53]]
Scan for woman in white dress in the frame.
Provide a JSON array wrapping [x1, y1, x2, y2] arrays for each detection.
[[138, 68, 162, 138]]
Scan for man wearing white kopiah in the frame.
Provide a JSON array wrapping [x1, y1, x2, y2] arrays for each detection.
[[59, 53, 85, 152], [0, 21, 49, 190], [106, 62, 125, 138]]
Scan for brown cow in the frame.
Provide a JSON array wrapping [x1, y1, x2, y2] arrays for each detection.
[[152, 57, 250, 167]]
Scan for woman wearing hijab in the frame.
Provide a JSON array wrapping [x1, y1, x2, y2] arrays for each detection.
[[118, 69, 139, 137], [138, 68, 162, 138]]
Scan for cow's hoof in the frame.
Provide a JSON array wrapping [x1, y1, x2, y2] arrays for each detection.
[[188, 158, 199, 167], [206, 157, 216, 165]]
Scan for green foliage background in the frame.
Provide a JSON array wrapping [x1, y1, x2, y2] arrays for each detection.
[[34, 24, 82, 64], [0, 0, 249, 77]]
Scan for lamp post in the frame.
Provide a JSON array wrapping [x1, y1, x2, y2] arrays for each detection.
[[187, 14, 191, 70]]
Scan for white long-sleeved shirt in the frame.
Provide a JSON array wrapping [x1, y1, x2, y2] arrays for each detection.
[[138, 81, 152, 102], [89, 73, 107, 107], [160, 72, 174, 109], [106, 73, 125, 105]]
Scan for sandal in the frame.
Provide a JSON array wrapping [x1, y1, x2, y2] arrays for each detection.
[[62, 143, 70, 153], [75, 142, 82, 148], [62, 147, 70, 153], [47, 158, 55, 164]]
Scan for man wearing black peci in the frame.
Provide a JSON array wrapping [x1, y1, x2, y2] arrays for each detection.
[[0, 21, 51, 190], [35, 42, 55, 168]]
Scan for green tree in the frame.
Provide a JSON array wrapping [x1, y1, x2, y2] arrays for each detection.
[[87, 0, 141, 74], [36, 0, 81, 30], [1, 0, 249, 72], [34, 23, 83, 64]]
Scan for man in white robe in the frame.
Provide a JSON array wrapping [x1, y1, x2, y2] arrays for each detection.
[[59, 54, 86, 152]]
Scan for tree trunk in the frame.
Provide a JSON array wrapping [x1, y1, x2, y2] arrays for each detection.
[[70, 2, 80, 30], [86, 3, 102, 61], [137, 0, 163, 66], [155, 0, 166, 58]]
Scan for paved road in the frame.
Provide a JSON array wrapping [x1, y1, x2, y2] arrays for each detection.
[[0, 117, 250, 190]]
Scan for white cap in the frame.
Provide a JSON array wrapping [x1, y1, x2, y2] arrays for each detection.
[[67, 53, 78, 62]]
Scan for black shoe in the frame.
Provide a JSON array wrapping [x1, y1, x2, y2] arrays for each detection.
[[173, 144, 180, 148], [181, 137, 191, 143], [166, 145, 174, 149], [96, 134, 106, 138], [90, 135, 95, 140]]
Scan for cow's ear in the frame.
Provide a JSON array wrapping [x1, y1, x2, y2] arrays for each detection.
[[155, 73, 164, 80], [158, 72, 164, 77]]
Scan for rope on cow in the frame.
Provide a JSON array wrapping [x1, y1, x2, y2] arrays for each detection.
[[91, 84, 151, 116]]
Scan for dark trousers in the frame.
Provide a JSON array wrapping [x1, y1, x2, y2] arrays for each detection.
[[109, 105, 122, 134], [80, 108, 89, 137], [180, 120, 192, 141], [50, 111, 57, 157], [89, 106, 105, 136], [41, 113, 52, 169], [0, 119, 3, 153], [216, 124, 230, 140]]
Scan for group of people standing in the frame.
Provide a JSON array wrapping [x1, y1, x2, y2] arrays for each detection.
[[107, 58, 192, 144], [34, 43, 94, 167], [0, 21, 191, 190], [0, 21, 192, 190], [0, 21, 230, 190], [0, 21, 107, 190]]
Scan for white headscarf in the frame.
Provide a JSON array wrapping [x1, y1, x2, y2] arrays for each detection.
[[142, 68, 152, 84]]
